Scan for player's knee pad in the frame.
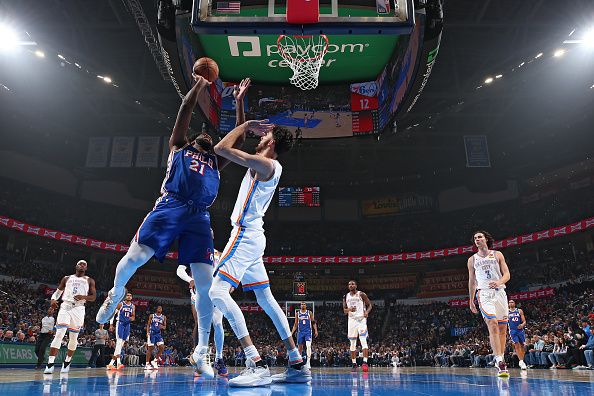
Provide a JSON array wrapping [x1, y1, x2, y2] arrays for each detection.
[[349, 339, 357, 351], [67, 331, 79, 350], [254, 288, 291, 340], [51, 327, 68, 349], [359, 336, 368, 350]]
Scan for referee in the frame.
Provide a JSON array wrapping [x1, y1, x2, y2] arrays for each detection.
[[35, 307, 55, 369]]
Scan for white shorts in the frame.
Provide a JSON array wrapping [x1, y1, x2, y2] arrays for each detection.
[[215, 227, 269, 291], [56, 302, 85, 332], [348, 317, 368, 339], [477, 288, 508, 324]]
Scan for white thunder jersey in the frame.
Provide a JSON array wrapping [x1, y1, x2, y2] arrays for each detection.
[[230, 160, 282, 231], [346, 291, 365, 320], [62, 274, 90, 306], [473, 250, 504, 290]]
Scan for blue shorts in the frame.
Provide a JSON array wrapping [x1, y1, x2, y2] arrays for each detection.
[[297, 332, 312, 345], [510, 330, 525, 344], [148, 332, 164, 346], [134, 195, 214, 264], [116, 322, 130, 341]]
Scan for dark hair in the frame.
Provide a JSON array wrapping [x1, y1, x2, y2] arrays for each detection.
[[272, 125, 294, 155], [472, 230, 494, 249], [349, 280, 357, 285]]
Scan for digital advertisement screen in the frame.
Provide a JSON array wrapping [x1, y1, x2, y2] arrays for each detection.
[[278, 186, 321, 207]]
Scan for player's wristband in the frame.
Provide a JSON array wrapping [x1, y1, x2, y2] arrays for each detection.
[[51, 289, 63, 301]]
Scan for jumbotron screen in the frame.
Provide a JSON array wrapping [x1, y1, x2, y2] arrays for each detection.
[[278, 187, 321, 207]]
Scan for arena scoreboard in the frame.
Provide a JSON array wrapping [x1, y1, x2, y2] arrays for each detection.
[[293, 281, 307, 297], [278, 186, 320, 207]]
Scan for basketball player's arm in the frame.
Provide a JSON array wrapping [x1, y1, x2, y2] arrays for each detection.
[[146, 314, 152, 335], [342, 297, 350, 315], [491, 251, 510, 288], [169, 75, 211, 150], [291, 315, 298, 336], [131, 305, 136, 322], [361, 293, 373, 318], [467, 257, 478, 314], [50, 277, 68, 309], [74, 278, 96, 302], [109, 303, 122, 332], [214, 120, 276, 179], [311, 311, 319, 338], [518, 309, 526, 330], [161, 316, 167, 330]]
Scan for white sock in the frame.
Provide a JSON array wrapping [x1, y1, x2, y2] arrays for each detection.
[[65, 355, 72, 363], [109, 359, 115, 366], [288, 348, 302, 364], [495, 355, 502, 363], [244, 345, 261, 363], [116, 357, 121, 365], [352, 358, 356, 364], [48, 356, 56, 364], [363, 357, 368, 363]]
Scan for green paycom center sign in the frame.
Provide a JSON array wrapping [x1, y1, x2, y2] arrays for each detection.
[[0, 342, 91, 365], [199, 34, 399, 83]]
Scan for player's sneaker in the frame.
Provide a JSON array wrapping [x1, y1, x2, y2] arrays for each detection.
[[61, 362, 71, 374], [271, 365, 311, 383], [116, 364, 125, 370], [351, 363, 358, 372], [229, 366, 272, 387], [96, 287, 127, 324], [106, 363, 116, 371], [144, 363, 152, 371], [188, 349, 214, 379], [519, 360, 527, 370], [44, 364, 55, 374], [497, 361, 509, 377], [214, 358, 228, 376], [361, 363, 369, 372]]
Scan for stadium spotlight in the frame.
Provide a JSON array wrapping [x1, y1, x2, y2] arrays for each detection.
[[584, 28, 594, 49], [495, 74, 503, 79], [484, 77, 494, 84], [0, 24, 19, 52], [34, 50, 45, 58], [103, 76, 112, 83], [535, 52, 543, 59], [553, 49, 566, 57]]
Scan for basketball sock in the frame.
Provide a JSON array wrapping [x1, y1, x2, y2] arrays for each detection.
[[116, 357, 121, 365], [209, 279, 250, 340], [253, 288, 292, 340], [495, 355, 502, 364], [63, 361, 71, 368], [244, 345, 261, 364], [363, 357, 368, 363], [288, 347, 302, 364], [352, 359, 356, 364], [48, 356, 56, 364], [65, 355, 72, 363], [191, 262, 214, 350], [113, 242, 154, 292], [109, 359, 115, 366]]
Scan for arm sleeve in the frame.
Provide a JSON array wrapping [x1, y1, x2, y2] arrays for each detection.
[[176, 265, 193, 283]]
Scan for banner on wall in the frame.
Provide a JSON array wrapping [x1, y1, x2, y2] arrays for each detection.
[[85, 137, 110, 168], [464, 135, 491, 168], [449, 287, 555, 307], [0, 343, 91, 365], [110, 137, 135, 168], [1, 215, 593, 264], [362, 194, 434, 217], [135, 137, 161, 168]]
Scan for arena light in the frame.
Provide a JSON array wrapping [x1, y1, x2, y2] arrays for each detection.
[[0, 25, 19, 52], [103, 76, 112, 83], [553, 49, 566, 57], [584, 28, 594, 48], [57, 54, 65, 60], [495, 74, 503, 79], [535, 52, 543, 59], [34, 50, 45, 58], [484, 77, 494, 84]]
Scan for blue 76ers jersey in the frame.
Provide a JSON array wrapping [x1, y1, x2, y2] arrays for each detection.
[[151, 314, 164, 334], [297, 311, 312, 335], [161, 144, 219, 207], [118, 303, 133, 325], [508, 309, 523, 332]]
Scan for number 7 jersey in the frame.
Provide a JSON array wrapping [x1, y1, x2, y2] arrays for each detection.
[[473, 250, 504, 290], [161, 144, 220, 207]]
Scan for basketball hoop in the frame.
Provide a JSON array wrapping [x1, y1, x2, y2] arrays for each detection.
[[277, 34, 329, 90]]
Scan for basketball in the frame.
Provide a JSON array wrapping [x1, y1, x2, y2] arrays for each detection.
[[193, 57, 219, 82]]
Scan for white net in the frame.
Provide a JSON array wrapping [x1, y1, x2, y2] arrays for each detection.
[[277, 34, 329, 90]]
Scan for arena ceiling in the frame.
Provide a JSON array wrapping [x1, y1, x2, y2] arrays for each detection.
[[1, 0, 594, 190]]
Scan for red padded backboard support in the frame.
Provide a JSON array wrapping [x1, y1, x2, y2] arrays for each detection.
[[286, 0, 320, 24]]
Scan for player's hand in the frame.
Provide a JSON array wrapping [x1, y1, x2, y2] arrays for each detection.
[[488, 281, 499, 289], [518, 324, 524, 329], [246, 120, 274, 136], [580, 345, 586, 350], [469, 301, 478, 314], [314, 331, 319, 338], [191, 73, 210, 85], [233, 78, 251, 101], [349, 307, 357, 312], [50, 299, 58, 309], [364, 311, 369, 318], [73, 295, 86, 301], [189, 280, 195, 290]]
